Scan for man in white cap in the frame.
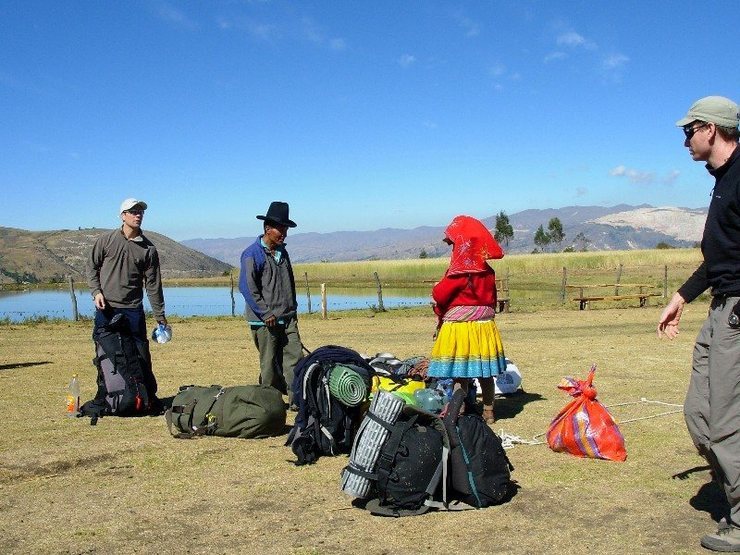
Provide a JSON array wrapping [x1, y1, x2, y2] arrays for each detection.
[[658, 96, 740, 552], [86, 198, 168, 402], [239, 201, 302, 405]]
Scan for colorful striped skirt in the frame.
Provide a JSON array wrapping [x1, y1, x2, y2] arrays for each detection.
[[428, 319, 506, 379]]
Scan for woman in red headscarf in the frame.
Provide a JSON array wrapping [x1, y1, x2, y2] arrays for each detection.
[[428, 215, 506, 423]]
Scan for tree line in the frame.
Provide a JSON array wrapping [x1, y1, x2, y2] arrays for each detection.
[[493, 212, 591, 254]]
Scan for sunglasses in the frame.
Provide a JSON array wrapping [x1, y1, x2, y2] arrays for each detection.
[[683, 123, 709, 140], [125, 209, 144, 216]]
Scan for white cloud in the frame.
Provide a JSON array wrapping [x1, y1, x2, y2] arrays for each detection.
[[544, 51, 567, 63], [603, 53, 629, 69], [330, 38, 346, 51], [609, 165, 655, 184], [557, 31, 585, 47], [555, 30, 596, 50], [398, 54, 416, 68], [244, 21, 277, 41], [155, 3, 197, 30], [488, 63, 506, 77], [663, 170, 680, 185], [454, 13, 480, 37], [218, 16, 276, 41], [301, 17, 323, 44]]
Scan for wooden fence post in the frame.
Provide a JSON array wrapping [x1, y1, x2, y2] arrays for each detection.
[[321, 283, 327, 320], [663, 265, 668, 298], [614, 264, 623, 295], [373, 272, 386, 312], [304, 272, 312, 314], [230, 271, 236, 317], [68, 275, 78, 321], [560, 267, 567, 304]]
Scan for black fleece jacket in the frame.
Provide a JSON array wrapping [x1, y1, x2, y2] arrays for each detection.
[[678, 145, 740, 302]]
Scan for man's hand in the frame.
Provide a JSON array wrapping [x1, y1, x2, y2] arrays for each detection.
[[264, 315, 276, 327], [658, 292, 686, 340], [94, 292, 106, 310]]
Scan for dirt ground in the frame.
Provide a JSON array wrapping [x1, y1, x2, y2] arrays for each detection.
[[0, 306, 725, 554]]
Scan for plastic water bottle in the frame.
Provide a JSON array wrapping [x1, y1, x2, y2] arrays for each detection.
[[151, 323, 173, 344], [414, 388, 448, 413], [66, 374, 80, 416]]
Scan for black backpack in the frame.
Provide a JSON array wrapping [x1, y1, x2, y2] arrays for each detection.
[[286, 345, 373, 465], [362, 406, 449, 517], [443, 389, 514, 507], [79, 313, 158, 424]]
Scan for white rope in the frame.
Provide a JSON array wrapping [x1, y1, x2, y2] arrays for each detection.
[[497, 397, 683, 449], [606, 397, 683, 409], [499, 430, 545, 449]]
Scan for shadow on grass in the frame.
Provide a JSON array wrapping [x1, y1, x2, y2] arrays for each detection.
[[690, 478, 731, 524], [0, 361, 51, 371], [494, 390, 547, 420]]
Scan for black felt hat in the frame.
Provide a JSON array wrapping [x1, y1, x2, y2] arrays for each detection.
[[257, 201, 296, 228]]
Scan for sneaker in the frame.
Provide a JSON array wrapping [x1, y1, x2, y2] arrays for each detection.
[[700, 526, 740, 552], [719, 518, 732, 532]]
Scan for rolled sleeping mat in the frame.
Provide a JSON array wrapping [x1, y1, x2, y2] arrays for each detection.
[[340, 390, 406, 499], [328, 364, 369, 407]]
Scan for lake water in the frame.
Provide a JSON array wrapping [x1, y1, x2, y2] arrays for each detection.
[[0, 286, 432, 322]]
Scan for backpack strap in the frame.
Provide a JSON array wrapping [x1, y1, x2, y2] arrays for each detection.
[[443, 388, 466, 427], [375, 415, 418, 502], [455, 421, 484, 507], [166, 388, 224, 439]]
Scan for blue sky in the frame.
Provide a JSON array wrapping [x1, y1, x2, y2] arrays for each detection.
[[1, 1, 738, 241]]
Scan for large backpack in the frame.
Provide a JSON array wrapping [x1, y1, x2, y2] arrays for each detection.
[[79, 313, 157, 423], [361, 405, 450, 517], [443, 389, 514, 507], [286, 345, 374, 465], [165, 384, 286, 439]]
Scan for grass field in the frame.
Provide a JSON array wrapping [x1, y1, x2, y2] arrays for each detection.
[[0, 302, 724, 554], [160, 248, 704, 287]]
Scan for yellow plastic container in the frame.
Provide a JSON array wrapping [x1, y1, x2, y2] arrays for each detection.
[[371, 375, 426, 405]]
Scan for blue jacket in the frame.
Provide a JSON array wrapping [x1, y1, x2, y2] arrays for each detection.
[[239, 236, 298, 323]]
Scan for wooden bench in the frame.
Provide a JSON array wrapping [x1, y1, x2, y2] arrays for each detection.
[[421, 276, 511, 312], [567, 283, 661, 310], [496, 278, 510, 313]]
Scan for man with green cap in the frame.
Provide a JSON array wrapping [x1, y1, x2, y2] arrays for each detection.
[[658, 96, 740, 552]]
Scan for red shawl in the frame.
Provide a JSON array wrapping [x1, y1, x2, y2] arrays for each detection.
[[444, 215, 503, 276]]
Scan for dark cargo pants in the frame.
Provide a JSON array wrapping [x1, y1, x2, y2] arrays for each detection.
[[684, 296, 740, 528], [250, 317, 302, 398]]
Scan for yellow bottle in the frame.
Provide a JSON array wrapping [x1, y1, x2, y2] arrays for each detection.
[[66, 374, 80, 416]]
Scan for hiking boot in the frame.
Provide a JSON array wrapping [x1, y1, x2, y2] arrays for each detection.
[[700, 526, 740, 552]]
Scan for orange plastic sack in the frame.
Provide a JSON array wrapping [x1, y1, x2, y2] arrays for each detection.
[[546, 365, 627, 462]]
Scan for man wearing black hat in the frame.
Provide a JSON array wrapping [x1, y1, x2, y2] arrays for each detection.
[[239, 201, 302, 402], [658, 96, 740, 552]]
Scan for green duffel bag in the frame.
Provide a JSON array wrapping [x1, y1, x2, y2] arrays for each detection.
[[165, 384, 287, 439]]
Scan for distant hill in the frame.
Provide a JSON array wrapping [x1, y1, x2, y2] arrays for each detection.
[[183, 204, 707, 265], [0, 227, 233, 285]]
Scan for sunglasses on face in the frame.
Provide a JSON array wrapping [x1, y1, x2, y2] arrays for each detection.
[[125, 210, 144, 216], [683, 123, 709, 140]]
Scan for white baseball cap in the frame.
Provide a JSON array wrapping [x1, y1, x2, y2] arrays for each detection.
[[120, 198, 148, 213]]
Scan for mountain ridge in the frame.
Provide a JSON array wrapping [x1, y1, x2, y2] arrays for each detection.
[[183, 204, 707, 266], [0, 227, 232, 285]]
